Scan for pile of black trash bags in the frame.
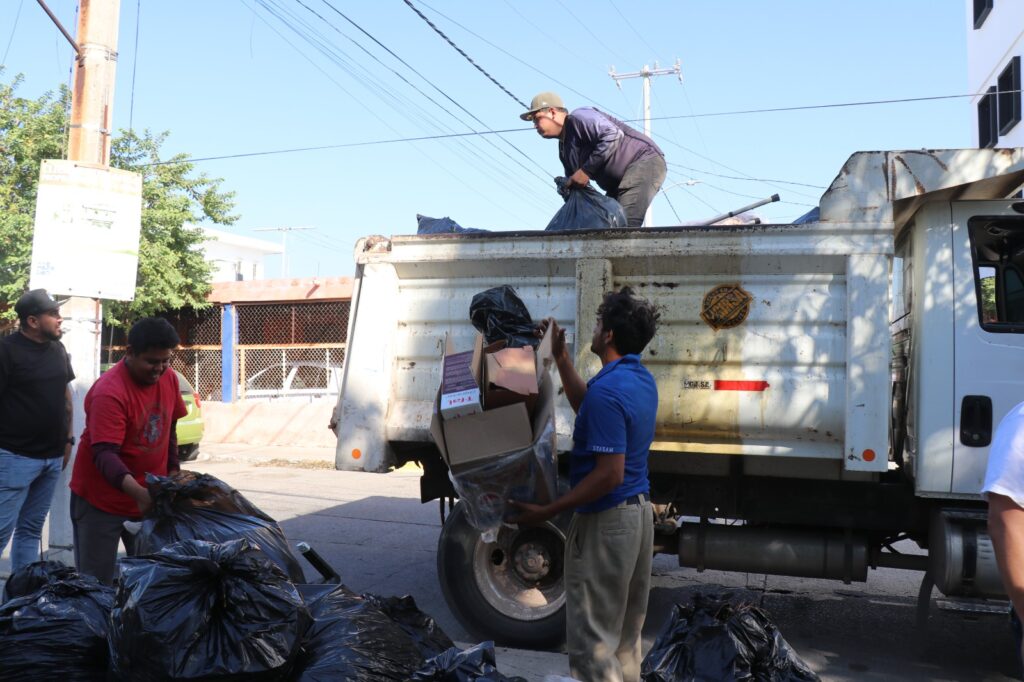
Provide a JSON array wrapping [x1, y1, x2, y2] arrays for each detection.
[[0, 471, 524, 681], [416, 175, 627, 235], [641, 592, 820, 682]]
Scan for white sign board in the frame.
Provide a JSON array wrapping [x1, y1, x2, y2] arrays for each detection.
[[29, 160, 143, 301]]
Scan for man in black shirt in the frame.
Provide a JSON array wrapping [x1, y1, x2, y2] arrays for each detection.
[[0, 289, 75, 571]]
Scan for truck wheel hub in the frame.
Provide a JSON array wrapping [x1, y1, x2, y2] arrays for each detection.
[[513, 544, 550, 582]]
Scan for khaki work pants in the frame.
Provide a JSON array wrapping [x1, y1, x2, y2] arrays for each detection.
[[565, 498, 654, 682]]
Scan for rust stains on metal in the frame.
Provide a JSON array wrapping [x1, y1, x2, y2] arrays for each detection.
[[700, 284, 753, 331], [894, 155, 927, 195]]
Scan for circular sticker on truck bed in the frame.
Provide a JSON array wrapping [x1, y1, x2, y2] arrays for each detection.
[[701, 284, 752, 330]]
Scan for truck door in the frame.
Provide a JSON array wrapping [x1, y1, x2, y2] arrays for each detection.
[[952, 202, 1024, 495]]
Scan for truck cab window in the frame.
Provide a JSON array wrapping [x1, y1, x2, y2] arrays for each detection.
[[969, 218, 1024, 331]]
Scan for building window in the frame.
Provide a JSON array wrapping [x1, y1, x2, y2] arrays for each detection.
[[974, 0, 993, 29], [979, 86, 998, 148], [998, 56, 1021, 135]]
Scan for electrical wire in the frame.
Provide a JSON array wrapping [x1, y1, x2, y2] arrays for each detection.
[[648, 91, 1013, 122], [247, 0, 552, 217], [289, 0, 551, 191], [552, 0, 631, 65], [128, 0, 141, 133], [668, 162, 826, 189], [315, 0, 549, 178], [141, 128, 528, 166], [1, 0, 24, 66], [402, 0, 526, 108], [606, 0, 660, 62], [414, 1, 624, 117]]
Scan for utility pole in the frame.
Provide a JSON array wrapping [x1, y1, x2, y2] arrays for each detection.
[[254, 226, 313, 279], [34, 0, 123, 564], [609, 60, 682, 227]]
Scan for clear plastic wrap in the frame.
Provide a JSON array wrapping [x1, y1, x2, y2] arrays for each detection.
[[448, 417, 557, 542]]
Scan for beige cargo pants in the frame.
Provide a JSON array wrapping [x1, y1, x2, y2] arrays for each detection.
[[565, 497, 654, 682]]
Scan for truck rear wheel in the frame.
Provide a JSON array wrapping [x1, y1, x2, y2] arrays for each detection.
[[437, 502, 567, 649]]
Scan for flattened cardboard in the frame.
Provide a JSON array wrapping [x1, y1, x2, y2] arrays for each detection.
[[483, 346, 538, 412]]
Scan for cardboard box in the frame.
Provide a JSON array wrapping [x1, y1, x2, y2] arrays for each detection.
[[483, 345, 539, 413], [440, 344, 482, 419], [431, 327, 554, 471]]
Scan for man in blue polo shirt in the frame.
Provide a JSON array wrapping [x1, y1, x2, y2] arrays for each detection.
[[511, 287, 660, 682]]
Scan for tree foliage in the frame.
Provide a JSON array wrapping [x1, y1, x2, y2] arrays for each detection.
[[0, 73, 237, 327]]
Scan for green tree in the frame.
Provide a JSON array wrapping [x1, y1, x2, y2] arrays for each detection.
[[0, 75, 69, 320], [0, 73, 237, 327]]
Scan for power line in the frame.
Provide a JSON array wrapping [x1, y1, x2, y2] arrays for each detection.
[[415, 1, 623, 117], [142, 128, 527, 166], [245, 0, 552, 218], [607, 0, 660, 62], [288, 0, 551, 189], [402, 0, 526, 108], [668, 162, 826, 189], [2, 0, 24, 66], [128, 0, 141, 132], [649, 91, 1012, 122], [315, 0, 548, 178]]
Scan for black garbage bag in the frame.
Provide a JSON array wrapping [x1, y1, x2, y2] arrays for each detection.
[[2, 559, 78, 602], [295, 585, 453, 681], [109, 538, 310, 682], [545, 176, 627, 231], [641, 594, 819, 682], [364, 593, 455, 660], [417, 214, 488, 234], [410, 641, 527, 682], [136, 470, 305, 583], [0, 573, 114, 681], [469, 285, 538, 348]]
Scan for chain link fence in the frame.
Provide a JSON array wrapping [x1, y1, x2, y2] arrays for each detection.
[[236, 301, 349, 399], [101, 301, 350, 401]]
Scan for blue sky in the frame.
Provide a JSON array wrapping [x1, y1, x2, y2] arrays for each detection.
[[2, 1, 969, 279]]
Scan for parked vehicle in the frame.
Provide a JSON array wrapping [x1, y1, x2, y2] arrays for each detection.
[[175, 370, 204, 462], [241, 361, 344, 399], [332, 148, 1024, 648]]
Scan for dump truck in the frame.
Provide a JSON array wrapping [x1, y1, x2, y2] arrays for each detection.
[[332, 148, 1024, 648]]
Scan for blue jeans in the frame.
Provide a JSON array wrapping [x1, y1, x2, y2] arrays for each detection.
[[0, 448, 62, 571]]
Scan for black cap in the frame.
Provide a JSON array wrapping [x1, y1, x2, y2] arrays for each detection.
[[14, 289, 65, 319]]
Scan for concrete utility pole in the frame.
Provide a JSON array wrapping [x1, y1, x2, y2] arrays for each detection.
[[68, 0, 121, 165], [38, 0, 123, 564], [254, 226, 313, 278], [609, 60, 682, 227]]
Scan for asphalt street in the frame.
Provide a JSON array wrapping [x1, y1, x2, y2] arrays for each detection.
[[189, 453, 1019, 682]]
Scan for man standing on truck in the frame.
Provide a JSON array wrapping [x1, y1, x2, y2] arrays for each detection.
[[69, 317, 186, 585], [0, 289, 75, 571], [510, 287, 659, 682], [522, 91, 666, 228], [984, 400, 1024, 666]]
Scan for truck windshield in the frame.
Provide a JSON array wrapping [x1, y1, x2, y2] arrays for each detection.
[[970, 217, 1024, 331]]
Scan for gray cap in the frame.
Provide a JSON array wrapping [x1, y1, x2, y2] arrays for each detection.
[[520, 91, 565, 120]]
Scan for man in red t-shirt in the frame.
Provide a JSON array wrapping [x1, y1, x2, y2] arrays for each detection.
[[69, 317, 187, 584]]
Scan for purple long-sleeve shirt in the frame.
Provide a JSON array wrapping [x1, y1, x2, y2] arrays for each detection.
[[558, 107, 663, 194]]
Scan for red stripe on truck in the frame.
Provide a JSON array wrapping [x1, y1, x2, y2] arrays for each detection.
[[714, 380, 770, 391]]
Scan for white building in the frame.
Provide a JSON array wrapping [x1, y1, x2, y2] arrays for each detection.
[[967, 0, 1023, 147], [190, 225, 282, 282]]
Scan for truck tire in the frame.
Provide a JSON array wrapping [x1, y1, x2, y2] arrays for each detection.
[[437, 502, 567, 649]]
